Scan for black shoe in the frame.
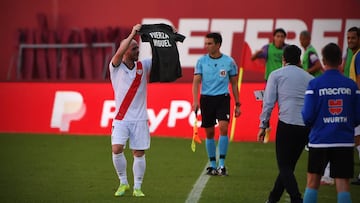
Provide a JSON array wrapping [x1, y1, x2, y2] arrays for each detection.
[[217, 166, 228, 176], [351, 178, 360, 185], [206, 167, 218, 175]]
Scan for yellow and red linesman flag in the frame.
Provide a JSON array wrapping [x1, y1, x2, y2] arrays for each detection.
[[230, 67, 243, 142], [191, 109, 202, 152]]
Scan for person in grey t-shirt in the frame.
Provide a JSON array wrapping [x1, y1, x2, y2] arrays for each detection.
[[257, 45, 314, 203]]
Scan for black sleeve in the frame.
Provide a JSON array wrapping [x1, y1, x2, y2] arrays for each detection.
[[174, 33, 186, 43], [138, 25, 151, 42]]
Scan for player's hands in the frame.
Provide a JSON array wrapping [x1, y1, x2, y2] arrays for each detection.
[[251, 50, 263, 60], [172, 26, 177, 33], [132, 24, 141, 35], [234, 106, 241, 117], [192, 103, 199, 113], [257, 128, 266, 142]]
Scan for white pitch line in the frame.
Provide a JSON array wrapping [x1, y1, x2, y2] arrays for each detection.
[[185, 162, 210, 203]]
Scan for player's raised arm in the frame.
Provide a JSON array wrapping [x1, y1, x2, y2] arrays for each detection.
[[251, 49, 263, 60], [111, 24, 141, 67]]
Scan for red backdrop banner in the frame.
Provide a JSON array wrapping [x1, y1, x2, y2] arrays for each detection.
[[0, 82, 279, 142]]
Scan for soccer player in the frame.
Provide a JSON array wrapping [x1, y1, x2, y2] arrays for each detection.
[[110, 23, 180, 197], [342, 27, 360, 79], [109, 24, 149, 197], [346, 27, 360, 185], [251, 28, 288, 81], [321, 27, 360, 186], [299, 30, 323, 77], [192, 32, 241, 176], [298, 30, 333, 185], [257, 45, 314, 203], [302, 43, 360, 203]]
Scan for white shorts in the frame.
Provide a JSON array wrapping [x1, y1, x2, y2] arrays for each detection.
[[355, 125, 360, 136], [111, 120, 150, 150]]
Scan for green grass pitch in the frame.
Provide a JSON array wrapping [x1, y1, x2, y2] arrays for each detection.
[[0, 133, 359, 203]]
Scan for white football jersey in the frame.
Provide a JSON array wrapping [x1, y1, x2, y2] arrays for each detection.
[[109, 59, 152, 123]]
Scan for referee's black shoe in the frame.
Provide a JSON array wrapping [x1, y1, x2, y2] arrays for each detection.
[[206, 167, 218, 176], [217, 166, 228, 176]]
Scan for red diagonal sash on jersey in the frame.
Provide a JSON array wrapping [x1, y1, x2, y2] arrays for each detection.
[[115, 61, 143, 120]]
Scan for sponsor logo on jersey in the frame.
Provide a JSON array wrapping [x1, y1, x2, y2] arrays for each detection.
[[328, 99, 343, 115]]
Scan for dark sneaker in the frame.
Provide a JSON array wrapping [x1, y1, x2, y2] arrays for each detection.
[[351, 178, 360, 185], [217, 167, 228, 176], [206, 167, 218, 175]]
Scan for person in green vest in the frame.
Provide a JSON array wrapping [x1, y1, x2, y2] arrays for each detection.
[[299, 30, 323, 77], [345, 26, 360, 186], [342, 27, 360, 78], [342, 48, 353, 77], [251, 28, 288, 81]]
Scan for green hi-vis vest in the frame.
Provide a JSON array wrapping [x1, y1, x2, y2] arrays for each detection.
[[302, 45, 322, 77], [343, 48, 353, 77], [349, 49, 359, 82], [265, 43, 284, 80]]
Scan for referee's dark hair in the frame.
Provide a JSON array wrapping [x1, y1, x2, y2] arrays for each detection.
[[206, 32, 222, 45], [283, 45, 301, 65], [322, 43, 342, 67]]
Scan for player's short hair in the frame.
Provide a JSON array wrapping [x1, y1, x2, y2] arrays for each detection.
[[283, 45, 301, 65], [206, 32, 222, 45], [347, 26, 360, 37], [300, 30, 311, 38], [273, 28, 287, 37], [322, 43, 342, 67]]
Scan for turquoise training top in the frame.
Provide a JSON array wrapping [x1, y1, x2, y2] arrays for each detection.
[[195, 54, 238, 96]]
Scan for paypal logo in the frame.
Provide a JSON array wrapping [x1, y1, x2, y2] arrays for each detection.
[[50, 91, 86, 132]]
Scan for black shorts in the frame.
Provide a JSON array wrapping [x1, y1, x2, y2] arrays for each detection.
[[307, 147, 354, 179], [200, 94, 230, 128]]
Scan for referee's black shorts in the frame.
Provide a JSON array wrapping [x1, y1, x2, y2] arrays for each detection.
[[200, 94, 230, 128], [307, 147, 354, 179]]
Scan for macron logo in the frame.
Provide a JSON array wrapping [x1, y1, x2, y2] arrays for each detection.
[[50, 91, 86, 132]]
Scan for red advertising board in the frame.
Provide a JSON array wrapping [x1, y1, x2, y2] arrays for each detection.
[[0, 82, 278, 141]]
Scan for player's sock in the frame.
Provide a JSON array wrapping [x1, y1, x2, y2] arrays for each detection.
[[303, 188, 317, 203], [133, 155, 146, 190], [337, 192, 351, 203], [206, 138, 216, 168], [112, 152, 128, 185], [218, 135, 228, 168]]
